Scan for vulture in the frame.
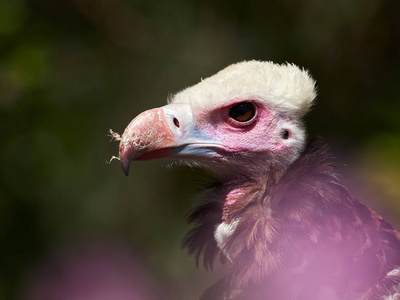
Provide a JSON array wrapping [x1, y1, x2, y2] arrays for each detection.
[[112, 61, 400, 300]]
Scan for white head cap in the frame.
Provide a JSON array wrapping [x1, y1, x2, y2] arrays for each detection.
[[172, 60, 317, 118]]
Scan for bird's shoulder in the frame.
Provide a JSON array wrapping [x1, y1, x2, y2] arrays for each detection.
[[225, 140, 400, 298]]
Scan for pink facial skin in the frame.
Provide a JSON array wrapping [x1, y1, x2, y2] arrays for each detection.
[[219, 177, 248, 222], [225, 188, 246, 206], [115, 99, 296, 177], [195, 100, 286, 156]]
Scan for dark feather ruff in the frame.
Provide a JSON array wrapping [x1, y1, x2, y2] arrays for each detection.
[[183, 140, 400, 299]]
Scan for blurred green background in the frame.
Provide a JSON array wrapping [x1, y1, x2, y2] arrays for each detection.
[[1, 0, 400, 299]]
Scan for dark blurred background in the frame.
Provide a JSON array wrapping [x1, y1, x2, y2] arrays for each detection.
[[1, 0, 400, 299]]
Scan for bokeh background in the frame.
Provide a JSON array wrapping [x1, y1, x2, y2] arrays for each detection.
[[1, 0, 400, 299]]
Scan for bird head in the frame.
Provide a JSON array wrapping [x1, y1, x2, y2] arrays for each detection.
[[116, 61, 316, 178]]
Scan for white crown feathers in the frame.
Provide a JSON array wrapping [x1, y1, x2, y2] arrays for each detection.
[[171, 60, 317, 118]]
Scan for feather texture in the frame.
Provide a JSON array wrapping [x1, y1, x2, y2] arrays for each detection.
[[184, 140, 400, 300], [171, 61, 317, 118]]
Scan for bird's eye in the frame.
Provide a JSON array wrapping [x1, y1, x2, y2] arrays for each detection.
[[229, 102, 256, 122]]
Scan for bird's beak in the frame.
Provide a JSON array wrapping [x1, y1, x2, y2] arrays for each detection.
[[117, 103, 221, 176]]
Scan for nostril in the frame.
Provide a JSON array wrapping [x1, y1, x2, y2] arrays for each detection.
[[173, 117, 180, 128]]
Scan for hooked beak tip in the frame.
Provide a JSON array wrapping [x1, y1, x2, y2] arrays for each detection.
[[121, 160, 130, 176]]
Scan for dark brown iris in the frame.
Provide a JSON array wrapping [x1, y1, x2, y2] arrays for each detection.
[[229, 102, 256, 122]]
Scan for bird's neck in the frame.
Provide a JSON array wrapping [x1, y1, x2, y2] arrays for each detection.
[[214, 170, 283, 260], [220, 168, 285, 224], [221, 179, 251, 224]]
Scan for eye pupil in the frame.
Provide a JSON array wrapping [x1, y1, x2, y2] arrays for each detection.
[[229, 102, 256, 122]]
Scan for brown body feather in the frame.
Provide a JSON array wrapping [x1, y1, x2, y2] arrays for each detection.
[[184, 140, 400, 300]]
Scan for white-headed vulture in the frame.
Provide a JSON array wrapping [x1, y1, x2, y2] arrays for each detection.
[[112, 61, 400, 300]]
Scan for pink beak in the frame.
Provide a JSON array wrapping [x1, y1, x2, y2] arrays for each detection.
[[118, 107, 176, 176], [117, 103, 225, 176]]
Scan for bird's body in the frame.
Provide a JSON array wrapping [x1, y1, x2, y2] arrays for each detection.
[[185, 141, 400, 300], [113, 61, 400, 299]]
